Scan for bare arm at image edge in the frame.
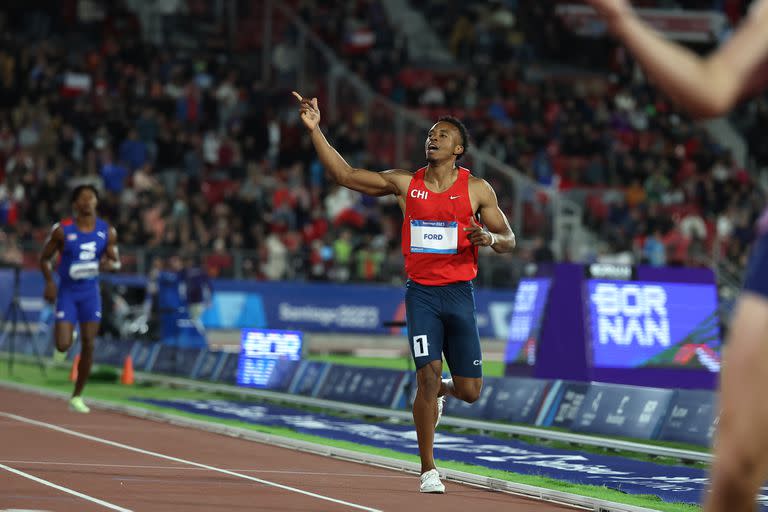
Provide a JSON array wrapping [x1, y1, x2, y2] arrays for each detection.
[[587, 0, 768, 117]]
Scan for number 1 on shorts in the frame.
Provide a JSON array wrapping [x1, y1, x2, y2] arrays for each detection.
[[413, 334, 428, 357]]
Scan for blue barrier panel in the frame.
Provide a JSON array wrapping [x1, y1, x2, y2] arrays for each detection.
[[94, 339, 136, 367], [571, 383, 675, 439], [262, 359, 303, 392], [317, 365, 407, 408], [485, 377, 552, 424], [289, 361, 330, 397], [151, 346, 203, 376], [443, 376, 500, 419], [537, 380, 591, 428], [190, 349, 226, 381], [398, 373, 416, 409], [2, 333, 52, 358], [216, 352, 240, 384], [130, 342, 159, 372], [658, 389, 718, 447]]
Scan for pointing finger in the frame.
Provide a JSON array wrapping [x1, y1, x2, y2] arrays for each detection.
[[291, 91, 303, 102]]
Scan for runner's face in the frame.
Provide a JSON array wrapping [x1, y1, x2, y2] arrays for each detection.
[[425, 122, 462, 163], [74, 189, 98, 216]]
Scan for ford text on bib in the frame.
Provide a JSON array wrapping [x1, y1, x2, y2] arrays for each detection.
[[410, 220, 458, 254]]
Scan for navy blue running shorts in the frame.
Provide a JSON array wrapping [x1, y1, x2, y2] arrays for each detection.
[[405, 280, 482, 378]]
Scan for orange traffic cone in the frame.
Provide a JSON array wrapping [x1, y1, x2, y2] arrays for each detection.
[[120, 356, 134, 385], [69, 354, 80, 382]]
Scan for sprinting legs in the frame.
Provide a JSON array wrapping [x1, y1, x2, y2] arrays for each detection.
[[414, 361, 442, 474], [413, 360, 482, 474], [73, 321, 98, 398], [54, 320, 99, 399], [54, 322, 75, 353]]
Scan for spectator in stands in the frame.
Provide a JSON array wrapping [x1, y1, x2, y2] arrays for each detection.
[[100, 150, 129, 195], [119, 129, 148, 171], [531, 236, 555, 263], [179, 254, 212, 325], [332, 229, 354, 282], [642, 228, 666, 267], [0, 229, 23, 265]]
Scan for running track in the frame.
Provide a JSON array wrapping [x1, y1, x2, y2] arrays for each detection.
[[0, 388, 579, 511]]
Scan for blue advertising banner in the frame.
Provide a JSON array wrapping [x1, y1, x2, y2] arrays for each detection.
[[201, 280, 515, 338], [658, 389, 718, 447], [585, 280, 721, 370], [504, 278, 552, 366], [236, 329, 303, 388], [537, 380, 590, 428], [485, 377, 552, 424], [0, 271, 515, 338], [136, 398, 768, 508], [571, 383, 675, 439], [316, 365, 407, 408]]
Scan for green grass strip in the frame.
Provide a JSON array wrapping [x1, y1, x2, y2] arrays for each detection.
[[0, 360, 702, 511], [306, 353, 507, 377]]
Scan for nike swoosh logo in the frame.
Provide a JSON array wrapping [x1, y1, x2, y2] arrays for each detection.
[[450, 195, 461, 200]]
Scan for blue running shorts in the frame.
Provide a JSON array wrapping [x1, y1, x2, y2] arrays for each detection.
[[56, 286, 102, 324], [405, 280, 482, 378]]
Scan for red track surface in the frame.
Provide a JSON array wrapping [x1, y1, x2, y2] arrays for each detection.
[[0, 388, 580, 511]]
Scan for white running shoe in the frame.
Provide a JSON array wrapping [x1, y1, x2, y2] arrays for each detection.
[[69, 396, 90, 414], [419, 469, 445, 493], [435, 396, 445, 428]]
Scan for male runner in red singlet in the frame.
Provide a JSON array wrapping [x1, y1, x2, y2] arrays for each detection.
[[293, 91, 516, 493], [587, 1, 768, 510]]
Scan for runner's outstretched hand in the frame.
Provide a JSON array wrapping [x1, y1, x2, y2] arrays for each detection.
[[292, 91, 320, 132]]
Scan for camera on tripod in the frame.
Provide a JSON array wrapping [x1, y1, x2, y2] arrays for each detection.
[[0, 261, 47, 376]]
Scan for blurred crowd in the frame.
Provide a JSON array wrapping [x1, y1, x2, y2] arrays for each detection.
[[0, 1, 418, 285], [0, 0, 764, 289], [392, 0, 763, 271]]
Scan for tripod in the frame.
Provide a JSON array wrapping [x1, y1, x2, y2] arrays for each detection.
[[0, 265, 47, 376]]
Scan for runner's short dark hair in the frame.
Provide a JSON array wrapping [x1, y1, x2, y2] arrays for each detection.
[[71, 184, 100, 203]]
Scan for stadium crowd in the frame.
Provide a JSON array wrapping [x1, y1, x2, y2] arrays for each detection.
[[301, 0, 764, 271], [0, 0, 763, 288]]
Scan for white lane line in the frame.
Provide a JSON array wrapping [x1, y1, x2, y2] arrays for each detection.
[[0, 460, 411, 478], [0, 463, 132, 512], [1, 413, 382, 512]]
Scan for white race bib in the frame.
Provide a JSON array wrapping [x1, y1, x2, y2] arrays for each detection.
[[410, 220, 458, 254], [69, 261, 99, 280]]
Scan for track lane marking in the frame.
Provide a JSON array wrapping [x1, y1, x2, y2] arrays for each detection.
[[0, 460, 412, 478], [0, 463, 132, 512], [1, 413, 382, 512]]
